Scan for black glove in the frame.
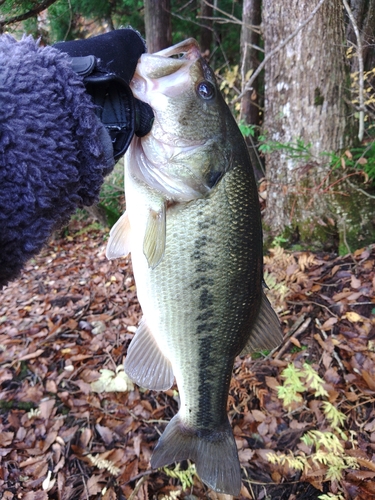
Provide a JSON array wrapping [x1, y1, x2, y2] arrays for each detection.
[[54, 29, 154, 162]]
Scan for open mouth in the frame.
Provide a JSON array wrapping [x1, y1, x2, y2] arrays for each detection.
[[130, 39, 203, 101], [152, 38, 201, 61]]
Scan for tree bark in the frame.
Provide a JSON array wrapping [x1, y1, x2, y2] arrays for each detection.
[[144, 0, 172, 53], [199, 0, 213, 56], [240, 0, 261, 127], [240, 0, 262, 179], [262, 0, 370, 252], [347, 0, 375, 71]]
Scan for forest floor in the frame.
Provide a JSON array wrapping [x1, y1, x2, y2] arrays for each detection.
[[0, 215, 375, 500]]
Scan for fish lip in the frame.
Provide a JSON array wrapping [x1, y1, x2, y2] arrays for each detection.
[[132, 38, 204, 84], [152, 38, 201, 61], [153, 38, 212, 80], [152, 38, 213, 82]]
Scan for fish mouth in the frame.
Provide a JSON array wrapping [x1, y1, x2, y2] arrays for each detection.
[[149, 38, 202, 68], [130, 38, 206, 103], [130, 38, 209, 149]]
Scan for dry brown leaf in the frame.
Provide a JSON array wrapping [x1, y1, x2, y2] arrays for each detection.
[[251, 409, 267, 422], [265, 376, 279, 390], [0, 432, 14, 447], [15, 349, 45, 363], [95, 424, 113, 446], [85, 474, 105, 496], [290, 337, 301, 348], [351, 275, 362, 289], [321, 317, 338, 330], [39, 399, 55, 420], [345, 311, 364, 323], [361, 370, 375, 391]]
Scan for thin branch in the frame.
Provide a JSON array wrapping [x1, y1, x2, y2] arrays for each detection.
[[0, 0, 58, 29], [198, 0, 261, 34], [232, 0, 326, 105], [63, 0, 73, 41], [347, 179, 375, 198], [198, 15, 242, 26], [198, 15, 259, 34], [175, 0, 195, 14], [342, 0, 365, 141]]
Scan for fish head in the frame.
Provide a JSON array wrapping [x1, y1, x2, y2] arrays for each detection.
[[129, 39, 234, 201]]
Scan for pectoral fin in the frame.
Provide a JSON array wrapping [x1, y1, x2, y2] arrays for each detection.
[[106, 211, 131, 260], [143, 205, 166, 269], [240, 289, 283, 355], [124, 318, 174, 391]]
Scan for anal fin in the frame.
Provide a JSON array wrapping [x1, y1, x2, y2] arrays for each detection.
[[143, 205, 166, 269], [124, 318, 174, 391], [240, 289, 283, 355], [106, 211, 131, 260]]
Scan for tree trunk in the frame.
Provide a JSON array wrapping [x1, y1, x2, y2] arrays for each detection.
[[240, 0, 262, 179], [240, 0, 261, 127], [199, 0, 213, 56], [347, 0, 375, 72], [144, 0, 172, 53], [262, 0, 373, 252]]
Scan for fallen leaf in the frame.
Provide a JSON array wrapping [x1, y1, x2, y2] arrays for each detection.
[[345, 311, 363, 323], [91, 366, 134, 393], [351, 275, 362, 289], [320, 317, 338, 330]]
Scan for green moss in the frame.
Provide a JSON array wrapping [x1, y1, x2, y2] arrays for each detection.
[[0, 400, 36, 412], [314, 87, 325, 106], [264, 218, 338, 253]]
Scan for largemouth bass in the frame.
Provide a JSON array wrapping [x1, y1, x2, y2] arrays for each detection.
[[106, 38, 282, 496]]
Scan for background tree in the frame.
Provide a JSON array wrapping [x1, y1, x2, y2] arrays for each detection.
[[144, 0, 172, 52], [347, 0, 375, 72], [199, 0, 213, 56], [239, 0, 263, 178], [239, 0, 261, 128], [262, 0, 374, 253]]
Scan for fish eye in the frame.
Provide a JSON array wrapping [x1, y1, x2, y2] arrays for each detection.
[[197, 81, 215, 100]]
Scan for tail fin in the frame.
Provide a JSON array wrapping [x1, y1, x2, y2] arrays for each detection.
[[150, 413, 241, 496]]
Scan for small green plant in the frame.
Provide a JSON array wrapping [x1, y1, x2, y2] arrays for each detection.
[[238, 121, 256, 138], [263, 270, 290, 306], [251, 349, 271, 360], [276, 363, 306, 406], [290, 344, 308, 354], [258, 136, 313, 161], [162, 462, 197, 491], [268, 363, 359, 484], [300, 431, 357, 482], [271, 235, 289, 248], [329, 143, 375, 186], [318, 494, 345, 500]]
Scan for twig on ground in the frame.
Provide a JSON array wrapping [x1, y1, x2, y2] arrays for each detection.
[[275, 316, 312, 360]]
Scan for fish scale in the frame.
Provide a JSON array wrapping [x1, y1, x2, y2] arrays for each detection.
[[106, 38, 283, 495]]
